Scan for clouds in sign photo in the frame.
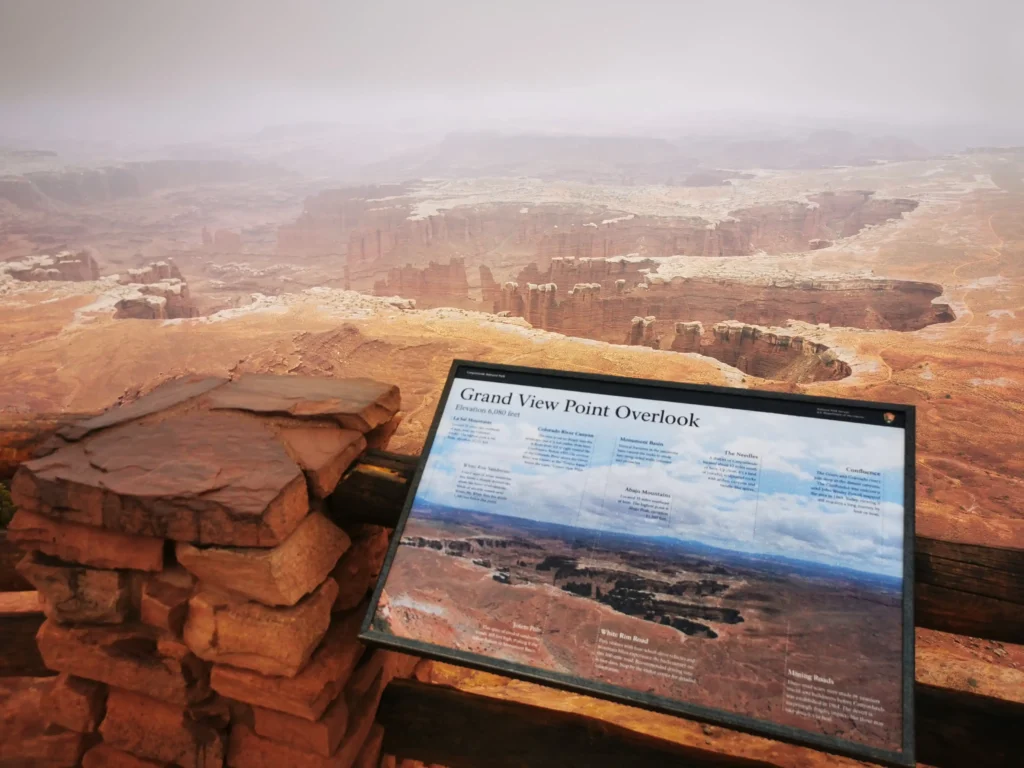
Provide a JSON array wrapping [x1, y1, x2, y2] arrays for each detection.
[[415, 379, 905, 577]]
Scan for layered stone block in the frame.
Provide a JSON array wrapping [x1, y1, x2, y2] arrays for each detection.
[[139, 565, 195, 635], [36, 619, 210, 705], [0, 678, 88, 768], [227, 667, 383, 768], [251, 684, 351, 757], [176, 512, 350, 606], [210, 607, 366, 720], [47, 673, 107, 733], [184, 578, 338, 676], [18, 550, 135, 623], [365, 414, 403, 451], [99, 687, 226, 768], [7, 509, 165, 571], [245, 649, 418, 759]]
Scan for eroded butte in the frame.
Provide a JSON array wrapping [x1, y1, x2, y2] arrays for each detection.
[[3, 152, 1022, 548]]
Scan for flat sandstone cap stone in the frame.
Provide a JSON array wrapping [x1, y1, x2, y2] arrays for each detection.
[[13, 411, 308, 547], [57, 375, 228, 442], [205, 374, 400, 432], [176, 512, 351, 607]]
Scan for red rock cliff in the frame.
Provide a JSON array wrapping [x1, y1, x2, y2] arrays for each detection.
[[278, 191, 918, 281], [495, 271, 952, 338], [670, 321, 852, 383], [2, 250, 101, 282], [372, 258, 470, 303]]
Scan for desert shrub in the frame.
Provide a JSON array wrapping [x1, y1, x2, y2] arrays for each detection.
[[0, 482, 14, 528]]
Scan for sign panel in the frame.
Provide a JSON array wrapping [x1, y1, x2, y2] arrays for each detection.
[[362, 361, 915, 766]]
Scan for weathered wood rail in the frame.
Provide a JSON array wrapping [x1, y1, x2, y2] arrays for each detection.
[[376, 678, 1022, 768], [377, 678, 778, 768]]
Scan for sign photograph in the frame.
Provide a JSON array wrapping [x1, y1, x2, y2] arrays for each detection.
[[362, 361, 915, 766]]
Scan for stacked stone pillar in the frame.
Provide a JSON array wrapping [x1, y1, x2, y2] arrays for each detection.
[[8, 373, 417, 768]]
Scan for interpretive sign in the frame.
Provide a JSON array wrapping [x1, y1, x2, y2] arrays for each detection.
[[362, 361, 915, 766]]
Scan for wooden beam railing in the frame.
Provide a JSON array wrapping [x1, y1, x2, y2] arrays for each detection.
[[376, 678, 1021, 768], [331, 451, 1024, 645], [377, 679, 778, 768]]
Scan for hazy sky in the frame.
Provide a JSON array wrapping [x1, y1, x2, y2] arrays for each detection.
[[1, 0, 1022, 146]]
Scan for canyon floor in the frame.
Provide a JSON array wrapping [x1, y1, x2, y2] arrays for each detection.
[[2, 147, 1023, 765]]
